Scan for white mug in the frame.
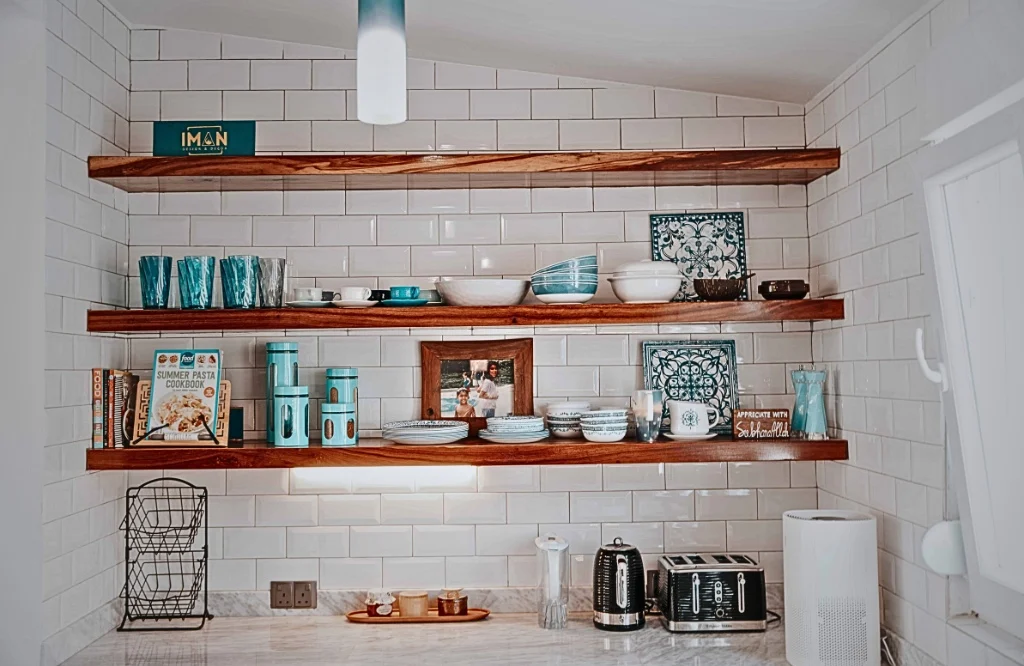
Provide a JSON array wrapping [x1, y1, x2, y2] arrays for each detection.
[[293, 287, 322, 302], [668, 400, 719, 435], [339, 286, 372, 301]]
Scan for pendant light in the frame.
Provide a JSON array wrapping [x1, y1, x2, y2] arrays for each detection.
[[357, 0, 407, 125]]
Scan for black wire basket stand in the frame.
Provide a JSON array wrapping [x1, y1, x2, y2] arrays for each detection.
[[118, 477, 213, 631]]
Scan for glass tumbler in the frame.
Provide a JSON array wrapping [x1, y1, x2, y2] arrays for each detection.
[[177, 256, 216, 309], [631, 389, 664, 443], [220, 255, 261, 309], [258, 257, 286, 308], [139, 255, 172, 309]]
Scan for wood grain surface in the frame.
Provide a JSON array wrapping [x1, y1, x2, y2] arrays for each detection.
[[88, 149, 840, 192], [86, 437, 849, 470], [86, 300, 845, 333]]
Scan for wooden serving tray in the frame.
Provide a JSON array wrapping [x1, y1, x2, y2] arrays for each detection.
[[345, 608, 490, 624]]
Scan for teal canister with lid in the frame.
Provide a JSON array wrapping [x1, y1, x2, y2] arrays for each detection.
[[322, 402, 357, 447], [273, 385, 309, 448], [326, 367, 358, 430], [266, 342, 299, 442]]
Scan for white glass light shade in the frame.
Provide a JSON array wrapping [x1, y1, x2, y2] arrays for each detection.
[[357, 0, 407, 125]]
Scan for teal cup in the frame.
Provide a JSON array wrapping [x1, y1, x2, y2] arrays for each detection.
[[389, 285, 420, 300], [178, 256, 216, 310], [220, 255, 261, 309], [139, 256, 172, 309]]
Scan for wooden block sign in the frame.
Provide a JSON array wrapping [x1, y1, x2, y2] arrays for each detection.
[[732, 409, 790, 439]]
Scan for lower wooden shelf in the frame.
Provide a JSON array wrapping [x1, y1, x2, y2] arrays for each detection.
[[85, 437, 847, 470]]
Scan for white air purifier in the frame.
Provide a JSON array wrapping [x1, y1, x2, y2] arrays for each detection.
[[783, 510, 880, 666]]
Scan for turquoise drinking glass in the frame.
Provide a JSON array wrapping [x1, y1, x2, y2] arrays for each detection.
[[178, 256, 216, 310], [220, 255, 261, 309], [139, 255, 172, 309]]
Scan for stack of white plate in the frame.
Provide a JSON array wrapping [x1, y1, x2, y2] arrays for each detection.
[[545, 401, 591, 439], [382, 420, 469, 445], [479, 416, 548, 443], [580, 409, 630, 442]]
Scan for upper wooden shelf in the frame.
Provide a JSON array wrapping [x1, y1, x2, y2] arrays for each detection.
[[86, 437, 848, 470], [87, 149, 840, 192], [87, 300, 844, 333]]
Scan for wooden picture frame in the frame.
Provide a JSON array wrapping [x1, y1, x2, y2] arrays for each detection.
[[420, 339, 534, 434]]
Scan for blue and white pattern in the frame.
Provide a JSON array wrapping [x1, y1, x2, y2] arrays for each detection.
[[641, 340, 739, 434], [649, 212, 748, 301]]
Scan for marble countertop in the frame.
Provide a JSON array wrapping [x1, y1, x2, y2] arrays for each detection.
[[64, 613, 789, 666]]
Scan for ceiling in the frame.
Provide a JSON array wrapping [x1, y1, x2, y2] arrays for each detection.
[[111, 0, 930, 103]]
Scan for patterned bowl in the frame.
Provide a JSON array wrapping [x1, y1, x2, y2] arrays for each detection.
[[693, 275, 754, 302], [583, 429, 627, 443], [533, 255, 598, 275]]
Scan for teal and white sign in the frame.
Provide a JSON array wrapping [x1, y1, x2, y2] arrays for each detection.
[[153, 120, 255, 156]]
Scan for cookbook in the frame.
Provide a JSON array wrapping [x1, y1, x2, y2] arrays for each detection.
[[146, 350, 222, 440]]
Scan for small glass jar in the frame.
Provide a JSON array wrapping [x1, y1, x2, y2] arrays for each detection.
[[272, 385, 309, 448], [365, 589, 395, 617], [266, 342, 299, 441], [322, 402, 357, 447]]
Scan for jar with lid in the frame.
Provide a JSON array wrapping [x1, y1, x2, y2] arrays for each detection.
[[266, 342, 299, 441], [322, 402, 357, 447]]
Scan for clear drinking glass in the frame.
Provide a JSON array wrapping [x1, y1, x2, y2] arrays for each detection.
[[258, 257, 286, 308], [631, 389, 664, 442]]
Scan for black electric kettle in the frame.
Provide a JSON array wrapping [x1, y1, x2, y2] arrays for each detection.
[[592, 537, 645, 631]]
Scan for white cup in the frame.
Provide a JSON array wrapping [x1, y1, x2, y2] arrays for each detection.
[[293, 287, 322, 302], [339, 286, 372, 301], [668, 400, 719, 435]]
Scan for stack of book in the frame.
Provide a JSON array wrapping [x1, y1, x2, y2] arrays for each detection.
[[91, 369, 140, 449]]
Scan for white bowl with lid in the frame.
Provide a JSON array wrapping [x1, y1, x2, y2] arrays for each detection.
[[611, 260, 681, 277]]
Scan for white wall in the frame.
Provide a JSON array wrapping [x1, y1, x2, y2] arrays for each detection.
[[42, 0, 131, 661], [116, 27, 821, 602], [0, 0, 47, 663], [806, 1, 1024, 664]]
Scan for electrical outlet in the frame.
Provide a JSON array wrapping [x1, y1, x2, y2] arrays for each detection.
[[270, 581, 294, 609], [294, 581, 317, 609]]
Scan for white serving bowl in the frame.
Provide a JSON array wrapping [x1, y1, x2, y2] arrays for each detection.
[[612, 260, 680, 277], [436, 277, 530, 306], [583, 429, 627, 443], [608, 274, 683, 303]]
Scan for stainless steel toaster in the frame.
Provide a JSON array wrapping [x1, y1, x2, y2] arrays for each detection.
[[656, 553, 767, 632]]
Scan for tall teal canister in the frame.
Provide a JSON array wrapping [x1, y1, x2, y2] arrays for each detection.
[[322, 402, 357, 447], [273, 385, 309, 447], [266, 342, 299, 442], [326, 367, 359, 434]]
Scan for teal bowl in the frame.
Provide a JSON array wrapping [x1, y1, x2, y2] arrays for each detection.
[[532, 279, 599, 296], [534, 255, 598, 275]]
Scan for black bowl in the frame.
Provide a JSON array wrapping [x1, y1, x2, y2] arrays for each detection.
[[693, 274, 754, 301], [757, 280, 809, 300]]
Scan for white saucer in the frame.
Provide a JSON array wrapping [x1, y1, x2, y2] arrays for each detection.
[[663, 433, 717, 441], [286, 300, 332, 308], [333, 300, 378, 308]]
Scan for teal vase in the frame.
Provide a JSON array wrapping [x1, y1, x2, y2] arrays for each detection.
[[803, 370, 828, 440], [791, 369, 808, 438]]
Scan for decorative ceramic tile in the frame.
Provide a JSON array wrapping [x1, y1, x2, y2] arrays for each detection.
[[649, 212, 748, 301], [641, 340, 738, 434]]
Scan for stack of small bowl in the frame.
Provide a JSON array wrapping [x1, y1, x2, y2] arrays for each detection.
[[545, 401, 591, 439], [479, 416, 549, 443], [531, 255, 598, 304], [580, 409, 630, 442]]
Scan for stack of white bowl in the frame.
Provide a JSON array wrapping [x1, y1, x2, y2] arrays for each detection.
[[479, 416, 548, 443], [580, 409, 630, 442], [607, 260, 683, 303], [545, 401, 591, 439]]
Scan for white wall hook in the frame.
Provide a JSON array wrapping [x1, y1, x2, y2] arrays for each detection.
[[916, 327, 948, 391]]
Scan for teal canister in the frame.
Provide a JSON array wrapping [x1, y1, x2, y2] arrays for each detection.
[[326, 367, 358, 428], [267, 342, 299, 442], [273, 385, 309, 448], [322, 402, 357, 447]]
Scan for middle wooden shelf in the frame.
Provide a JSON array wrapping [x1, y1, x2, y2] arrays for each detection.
[[87, 299, 844, 332]]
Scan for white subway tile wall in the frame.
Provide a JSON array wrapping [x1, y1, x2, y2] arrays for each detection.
[[45, 3, 130, 662], [805, 2, 967, 664], [113, 27, 818, 602]]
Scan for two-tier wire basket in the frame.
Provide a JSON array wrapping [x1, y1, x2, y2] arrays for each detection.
[[118, 477, 213, 631]]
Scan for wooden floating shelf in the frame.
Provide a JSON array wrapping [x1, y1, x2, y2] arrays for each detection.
[[87, 300, 845, 333], [87, 149, 840, 192], [86, 437, 848, 470]]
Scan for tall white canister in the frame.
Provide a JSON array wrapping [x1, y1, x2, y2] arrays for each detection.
[[783, 510, 880, 666]]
